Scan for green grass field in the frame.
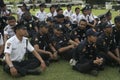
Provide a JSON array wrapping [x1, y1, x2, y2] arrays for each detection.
[[0, 6, 120, 80]]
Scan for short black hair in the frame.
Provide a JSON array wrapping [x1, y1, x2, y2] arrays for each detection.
[[75, 7, 80, 12], [56, 8, 63, 13], [114, 16, 120, 23], [7, 16, 16, 21], [80, 19, 87, 23], [50, 5, 56, 10]]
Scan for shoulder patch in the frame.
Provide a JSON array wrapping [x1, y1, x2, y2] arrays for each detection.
[[7, 43, 11, 49]]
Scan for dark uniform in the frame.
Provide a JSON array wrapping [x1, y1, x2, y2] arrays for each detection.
[[52, 24, 75, 60], [20, 11, 38, 38], [73, 28, 103, 75], [96, 24, 119, 65], [70, 27, 86, 42]]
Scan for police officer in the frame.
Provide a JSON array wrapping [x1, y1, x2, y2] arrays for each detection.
[[96, 14, 107, 33], [105, 10, 113, 25], [113, 16, 120, 51], [20, 11, 38, 38], [35, 3, 47, 22], [52, 24, 77, 60], [72, 28, 103, 76], [96, 23, 120, 66], [31, 21, 58, 64], [4, 16, 16, 43], [3, 23, 46, 77], [70, 19, 87, 44]]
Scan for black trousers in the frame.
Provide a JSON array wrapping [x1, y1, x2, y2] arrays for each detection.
[[3, 59, 40, 76]]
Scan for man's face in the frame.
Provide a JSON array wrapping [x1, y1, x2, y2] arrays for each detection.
[[67, 7, 71, 11], [57, 18, 64, 23], [40, 7, 45, 12], [53, 29, 62, 35], [79, 21, 87, 29], [57, 10, 63, 15], [17, 28, 28, 36], [76, 9, 80, 14], [8, 19, 16, 27], [105, 27, 112, 34], [115, 21, 120, 28], [89, 35, 97, 43], [40, 27, 48, 34], [50, 7, 56, 13]]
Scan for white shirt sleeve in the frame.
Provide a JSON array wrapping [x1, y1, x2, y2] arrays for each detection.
[[27, 40, 34, 52], [0, 34, 4, 45], [4, 41, 12, 54]]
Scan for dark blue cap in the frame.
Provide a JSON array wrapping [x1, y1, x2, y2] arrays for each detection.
[[86, 28, 99, 36], [54, 24, 63, 31], [105, 10, 111, 16], [102, 22, 112, 29], [81, 6, 89, 11], [46, 17, 54, 22], [39, 3, 45, 7], [13, 23, 27, 30], [38, 21, 48, 28], [98, 14, 106, 20], [114, 16, 120, 23]]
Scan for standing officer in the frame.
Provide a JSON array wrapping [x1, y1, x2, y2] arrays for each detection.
[[105, 10, 113, 25], [72, 28, 103, 76], [96, 23, 120, 66], [70, 19, 87, 44], [3, 23, 46, 77]]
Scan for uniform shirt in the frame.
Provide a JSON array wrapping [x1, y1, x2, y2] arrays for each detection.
[[0, 33, 4, 45], [16, 8, 24, 20], [32, 33, 51, 50], [96, 32, 117, 53], [75, 39, 97, 61], [47, 11, 57, 18], [80, 14, 89, 22], [70, 27, 86, 42], [35, 10, 47, 21], [4, 35, 34, 62], [4, 25, 15, 38], [0, 10, 10, 17], [52, 34, 70, 50], [63, 9, 73, 18], [113, 26, 120, 47], [71, 13, 81, 24]]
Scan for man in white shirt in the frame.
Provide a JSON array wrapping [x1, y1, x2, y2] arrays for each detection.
[[71, 7, 81, 28], [47, 5, 57, 18], [35, 3, 47, 22], [4, 16, 16, 43], [3, 23, 46, 77], [63, 4, 73, 20]]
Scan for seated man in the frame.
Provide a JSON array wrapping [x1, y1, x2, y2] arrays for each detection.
[[3, 23, 46, 77], [96, 23, 120, 66], [31, 21, 58, 65], [52, 24, 78, 60], [72, 28, 104, 76]]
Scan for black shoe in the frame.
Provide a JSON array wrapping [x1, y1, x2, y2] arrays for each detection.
[[89, 70, 99, 76], [45, 60, 50, 66], [27, 69, 41, 75]]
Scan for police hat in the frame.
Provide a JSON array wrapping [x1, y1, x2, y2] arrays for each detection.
[[105, 10, 112, 16], [39, 3, 45, 7], [13, 23, 27, 30], [38, 21, 48, 28], [81, 6, 89, 12], [114, 16, 120, 23], [102, 22, 112, 29], [98, 14, 106, 21], [54, 24, 63, 31], [56, 14, 65, 18], [86, 5, 92, 10], [86, 28, 99, 36]]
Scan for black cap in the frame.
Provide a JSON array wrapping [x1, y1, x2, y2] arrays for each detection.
[[38, 21, 48, 28], [39, 3, 45, 7], [105, 10, 111, 16], [56, 14, 64, 18], [86, 5, 92, 10], [102, 22, 112, 29], [114, 16, 120, 23], [46, 17, 54, 22], [98, 14, 106, 21], [13, 23, 27, 30], [81, 6, 89, 12], [54, 24, 63, 31], [86, 28, 99, 36]]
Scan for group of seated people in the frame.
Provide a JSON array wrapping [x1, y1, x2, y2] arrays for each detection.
[[0, 3, 120, 77]]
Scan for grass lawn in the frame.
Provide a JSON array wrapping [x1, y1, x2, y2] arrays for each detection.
[[0, 60, 120, 80], [0, 5, 120, 80]]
